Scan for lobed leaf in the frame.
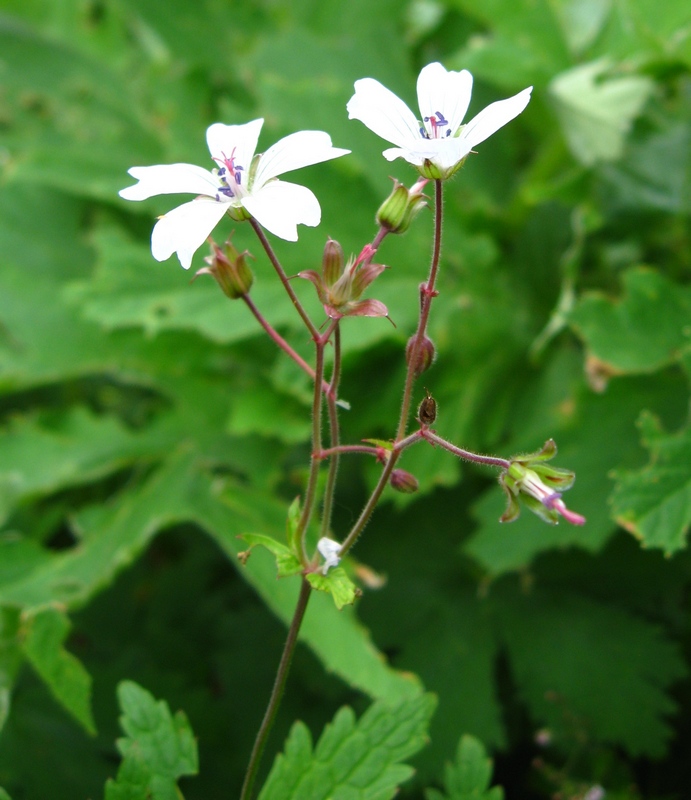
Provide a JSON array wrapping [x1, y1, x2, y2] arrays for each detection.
[[568, 267, 691, 375], [611, 413, 691, 554], [104, 680, 198, 800], [425, 734, 503, 800], [19, 606, 96, 735], [258, 693, 436, 800]]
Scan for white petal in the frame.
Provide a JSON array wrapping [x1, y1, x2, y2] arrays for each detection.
[[382, 146, 425, 166], [205, 118, 264, 174], [253, 130, 350, 187], [242, 180, 320, 241], [347, 77, 421, 149], [119, 164, 219, 201], [417, 62, 473, 135], [150, 197, 228, 269], [460, 87, 533, 149], [317, 537, 342, 574]]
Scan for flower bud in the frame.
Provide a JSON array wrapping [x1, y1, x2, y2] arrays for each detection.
[[197, 239, 254, 299], [322, 238, 344, 287], [406, 334, 436, 377], [390, 469, 419, 494], [376, 178, 428, 234]]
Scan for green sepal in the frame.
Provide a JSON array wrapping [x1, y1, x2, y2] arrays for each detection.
[[286, 497, 302, 557], [362, 438, 394, 451], [239, 533, 303, 578], [511, 438, 557, 463], [306, 567, 358, 610]]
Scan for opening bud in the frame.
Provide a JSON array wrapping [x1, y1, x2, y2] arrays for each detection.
[[196, 238, 254, 299], [390, 469, 419, 494], [406, 334, 436, 377], [376, 178, 428, 234], [499, 440, 585, 526]]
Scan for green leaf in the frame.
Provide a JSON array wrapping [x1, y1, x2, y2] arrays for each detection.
[[19, 606, 96, 735], [306, 567, 358, 610], [465, 363, 688, 576], [0, 444, 419, 704], [611, 413, 691, 554], [258, 693, 436, 800], [549, 59, 654, 166], [104, 680, 198, 800], [0, 788, 12, 800], [0, 606, 22, 735], [239, 533, 303, 578], [425, 734, 503, 800], [0, 409, 163, 527], [495, 586, 686, 757], [70, 226, 304, 343], [568, 267, 691, 374], [286, 497, 302, 556]]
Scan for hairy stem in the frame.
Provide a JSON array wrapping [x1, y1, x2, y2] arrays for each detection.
[[320, 323, 342, 538], [396, 179, 443, 440], [242, 293, 334, 400], [250, 218, 319, 339], [421, 429, 511, 469], [239, 578, 312, 800]]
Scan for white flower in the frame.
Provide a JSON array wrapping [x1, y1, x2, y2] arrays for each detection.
[[347, 62, 532, 179], [317, 537, 342, 575], [119, 119, 350, 269]]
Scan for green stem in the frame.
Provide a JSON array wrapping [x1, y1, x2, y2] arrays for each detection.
[[239, 578, 312, 800]]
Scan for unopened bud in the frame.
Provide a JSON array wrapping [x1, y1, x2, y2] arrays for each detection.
[[406, 334, 436, 377], [390, 469, 419, 494], [376, 178, 428, 234], [197, 239, 254, 299], [322, 238, 344, 286]]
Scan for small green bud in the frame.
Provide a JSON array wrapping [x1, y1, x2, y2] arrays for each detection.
[[376, 178, 428, 233], [197, 238, 254, 299]]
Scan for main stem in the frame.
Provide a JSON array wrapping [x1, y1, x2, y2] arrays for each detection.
[[239, 578, 312, 800], [396, 178, 443, 441], [320, 323, 342, 538], [341, 180, 444, 556]]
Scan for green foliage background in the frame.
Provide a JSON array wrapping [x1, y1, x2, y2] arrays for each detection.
[[0, 0, 689, 797]]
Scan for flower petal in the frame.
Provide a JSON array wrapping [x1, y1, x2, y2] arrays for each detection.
[[317, 537, 342, 574], [383, 137, 471, 172], [242, 180, 320, 241], [151, 197, 228, 269], [460, 87, 533, 149], [205, 119, 264, 173], [253, 131, 350, 187], [119, 164, 219, 201], [417, 62, 473, 135], [347, 77, 421, 150]]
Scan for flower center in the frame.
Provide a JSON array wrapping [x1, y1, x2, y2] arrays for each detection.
[[212, 148, 246, 202], [420, 111, 451, 140]]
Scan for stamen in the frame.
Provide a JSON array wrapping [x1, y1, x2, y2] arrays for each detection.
[[423, 111, 450, 139]]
